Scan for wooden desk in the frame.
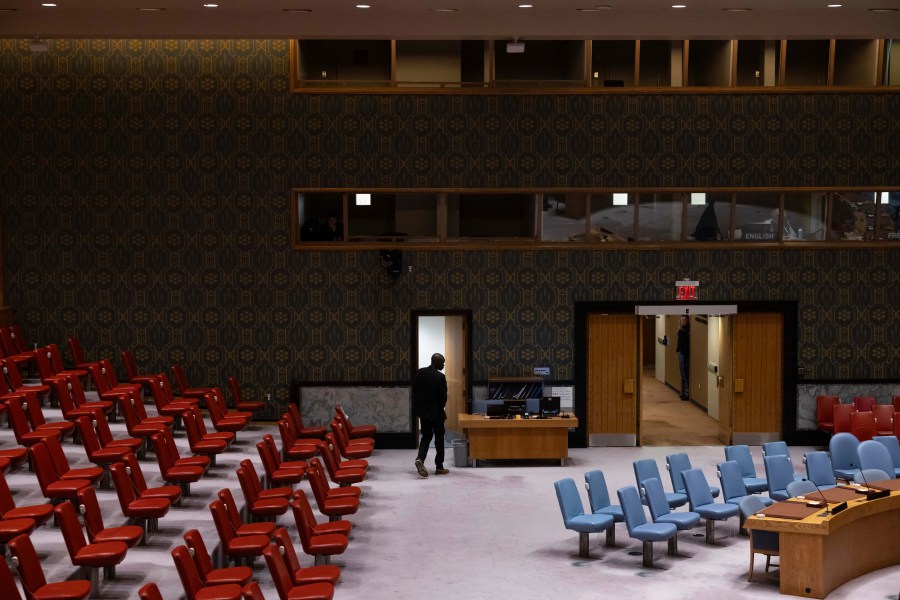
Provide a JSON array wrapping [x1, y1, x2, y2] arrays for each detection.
[[744, 484, 900, 598], [457, 413, 577, 465]]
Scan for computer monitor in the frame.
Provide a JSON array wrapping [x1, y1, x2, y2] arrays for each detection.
[[486, 403, 507, 417], [539, 396, 560, 416], [504, 399, 526, 416]]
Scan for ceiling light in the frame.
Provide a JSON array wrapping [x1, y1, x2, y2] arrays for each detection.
[[518, 4, 533, 8], [827, 4, 842, 7], [41, 3, 56, 6], [355, 193, 371, 206], [672, 4, 686, 8], [203, 3, 217, 6], [356, 3, 370, 7]]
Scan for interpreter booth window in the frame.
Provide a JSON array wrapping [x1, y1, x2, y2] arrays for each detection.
[[587, 193, 635, 242], [830, 191, 897, 241], [634, 193, 683, 242], [733, 192, 781, 242], [685, 192, 733, 241], [447, 193, 538, 240], [784, 192, 827, 241], [347, 193, 439, 242], [297, 193, 345, 243], [541, 193, 633, 242]]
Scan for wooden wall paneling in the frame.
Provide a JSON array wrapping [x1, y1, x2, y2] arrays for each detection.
[[587, 314, 637, 438], [444, 315, 465, 432], [733, 312, 783, 436]]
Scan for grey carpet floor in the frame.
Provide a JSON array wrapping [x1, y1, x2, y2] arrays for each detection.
[[3, 404, 899, 600]]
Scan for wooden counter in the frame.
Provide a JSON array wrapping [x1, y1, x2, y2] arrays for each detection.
[[457, 413, 577, 466], [744, 484, 900, 598]]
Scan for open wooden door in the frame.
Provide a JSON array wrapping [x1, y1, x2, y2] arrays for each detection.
[[587, 314, 639, 446], [717, 315, 734, 444], [443, 316, 467, 432], [732, 312, 783, 445]]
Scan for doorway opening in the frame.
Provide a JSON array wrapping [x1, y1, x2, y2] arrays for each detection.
[[639, 314, 731, 446], [411, 311, 472, 444]]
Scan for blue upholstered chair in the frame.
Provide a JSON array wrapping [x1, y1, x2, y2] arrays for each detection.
[[857, 440, 896, 479], [640, 477, 700, 556], [724, 445, 768, 493], [872, 436, 900, 478], [584, 470, 624, 547], [853, 468, 890, 484], [829, 433, 861, 481], [717, 460, 774, 509], [738, 496, 779, 582], [554, 478, 615, 558], [682, 468, 740, 544], [761, 441, 788, 459], [803, 451, 837, 490], [633, 459, 687, 509], [616, 485, 678, 568], [785, 479, 817, 498], [763, 455, 796, 501], [666, 452, 719, 499]]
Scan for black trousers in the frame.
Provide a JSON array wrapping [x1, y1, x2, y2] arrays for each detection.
[[416, 417, 445, 468]]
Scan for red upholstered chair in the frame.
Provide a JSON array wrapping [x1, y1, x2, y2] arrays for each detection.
[[262, 542, 335, 600], [138, 583, 164, 600], [6, 394, 63, 449], [257, 435, 305, 487], [43, 434, 104, 485], [227, 376, 265, 414], [238, 459, 294, 500], [850, 410, 877, 442], [317, 438, 366, 486], [209, 387, 252, 420], [278, 420, 320, 461], [109, 461, 171, 538], [125, 386, 174, 427], [853, 396, 877, 412], [209, 499, 269, 567], [262, 434, 310, 471], [74, 415, 131, 488], [241, 582, 266, 600], [292, 492, 349, 566], [9, 534, 92, 600], [86, 359, 143, 419], [237, 465, 290, 521], [0, 513, 36, 556], [895, 412, 900, 438], [893, 396, 900, 413], [0, 470, 53, 526], [306, 462, 359, 522], [832, 403, 856, 434], [286, 405, 326, 440], [1, 358, 52, 406], [66, 336, 100, 372], [183, 406, 228, 467], [184, 529, 254, 587], [29, 441, 93, 505], [119, 389, 169, 451], [815, 395, 840, 433], [172, 545, 245, 600], [272, 527, 341, 587], [172, 364, 216, 403], [334, 405, 376, 438], [77, 485, 144, 547], [307, 458, 360, 500], [121, 350, 158, 391], [0, 326, 36, 370], [217, 487, 277, 538], [92, 409, 144, 455], [12, 390, 75, 440], [53, 375, 113, 422], [121, 451, 183, 506], [329, 421, 373, 460], [207, 391, 250, 440], [149, 373, 199, 429], [55, 501, 129, 592], [35, 344, 90, 393], [1, 544, 30, 600], [873, 404, 894, 436], [0, 446, 28, 471], [290, 491, 352, 538], [323, 434, 368, 471], [151, 430, 206, 495]]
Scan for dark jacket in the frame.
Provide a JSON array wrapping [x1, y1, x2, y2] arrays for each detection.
[[411, 365, 448, 422], [676, 326, 690, 357]]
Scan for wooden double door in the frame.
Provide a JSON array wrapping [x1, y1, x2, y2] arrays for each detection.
[[586, 312, 783, 446]]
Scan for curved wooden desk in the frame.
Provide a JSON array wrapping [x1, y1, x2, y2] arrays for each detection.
[[745, 483, 900, 598], [458, 413, 577, 465]]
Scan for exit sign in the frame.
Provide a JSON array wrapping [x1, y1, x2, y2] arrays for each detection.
[[675, 280, 699, 301]]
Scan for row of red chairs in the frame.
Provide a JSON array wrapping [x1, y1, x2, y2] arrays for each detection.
[[816, 395, 900, 441]]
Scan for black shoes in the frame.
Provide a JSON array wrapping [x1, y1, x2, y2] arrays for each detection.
[[415, 459, 428, 478], [435, 468, 449, 475]]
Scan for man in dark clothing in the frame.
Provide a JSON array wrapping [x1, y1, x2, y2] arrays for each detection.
[[676, 315, 690, 400], [412, 353, 448, 478]]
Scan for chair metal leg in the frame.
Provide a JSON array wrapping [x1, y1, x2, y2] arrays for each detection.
[[605, 526, 616, 547], [314, 554, 331, 566], [85, 567, 100, 598], [667, 534, 678, 556], [103, 565, 116, 580], [578, 532, 590, 558], [642, 541, 654, 567], [705, 519, 716, 544], [748, 549, 755, 582]]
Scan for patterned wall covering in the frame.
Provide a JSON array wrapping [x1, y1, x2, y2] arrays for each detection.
[[2, 39, 899, 420]]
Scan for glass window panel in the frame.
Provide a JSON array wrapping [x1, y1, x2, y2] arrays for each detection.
[[831, 191, 895, 241], [734, 192, 780, 242], [541, 193, 588, 242], [588, 193, 634, 242], [635, 193, 683, 242], [297, 192, 344, 243], [347, 193, 438, 242], [882, 191, 900, 240], [448, 193, 536, 239], [784, 192, 827, 241], [685, 192, 732, 241]]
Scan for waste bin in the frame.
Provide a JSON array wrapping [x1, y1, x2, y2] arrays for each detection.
[[451, 438, 469, 468]]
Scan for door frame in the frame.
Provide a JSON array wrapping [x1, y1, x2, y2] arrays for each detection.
[[410, 309, 473, 436], [574, 300, 800, 447]]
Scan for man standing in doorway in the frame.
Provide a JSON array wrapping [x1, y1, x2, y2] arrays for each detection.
[[677, 315, 690, 401], [412, 353, 449, 478]]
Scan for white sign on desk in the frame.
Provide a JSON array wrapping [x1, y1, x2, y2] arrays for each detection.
[[550, 387, 573, 410]]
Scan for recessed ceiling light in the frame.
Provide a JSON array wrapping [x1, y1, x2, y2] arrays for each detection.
[[868, 7, 897, 11], [356, 3, 370, 7], [672, 4, 686, 8], [203, 3, 217, 6], [518, 4, 533, 8], [827, 4, 842, 7], [41, 3, 56, 6]]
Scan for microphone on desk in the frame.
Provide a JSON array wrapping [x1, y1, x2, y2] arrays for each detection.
[[855, 468, 890, 501], [802, 477, 831, 514]]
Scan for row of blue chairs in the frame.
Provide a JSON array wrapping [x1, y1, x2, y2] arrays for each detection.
[[827, 433, 900, 482]]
